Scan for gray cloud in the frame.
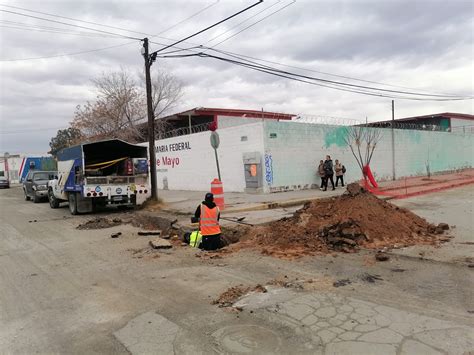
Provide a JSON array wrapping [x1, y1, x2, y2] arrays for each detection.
[[1, 0, 473, 153]]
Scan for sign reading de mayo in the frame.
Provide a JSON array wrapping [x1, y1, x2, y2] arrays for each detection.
[[156, 141, 191, 153], [155, 140, 191, 170]]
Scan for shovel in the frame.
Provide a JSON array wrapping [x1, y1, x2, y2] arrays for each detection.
[[220, 216, 254, 226]]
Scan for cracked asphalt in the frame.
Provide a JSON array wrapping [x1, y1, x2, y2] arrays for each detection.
[[1, 185, 473, 354]]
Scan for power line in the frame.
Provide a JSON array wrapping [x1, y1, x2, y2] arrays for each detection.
[[151, 0, 263, 55], [154, 1, 220, 36], [205, 0, 282, 44], [0, 9, 142, 40], [208, 1, 296, 49], [157, 52, 472, 101], [198, 51, 472, 99], [0, 2, 221, 40], [0, 42, 136, 62], [0, 25, 122, 39]]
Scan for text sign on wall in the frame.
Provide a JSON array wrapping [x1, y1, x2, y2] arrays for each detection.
[[155, 141, 191, 169]]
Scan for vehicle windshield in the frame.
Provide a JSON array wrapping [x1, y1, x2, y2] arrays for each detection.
[[33, 172, 54, 181]]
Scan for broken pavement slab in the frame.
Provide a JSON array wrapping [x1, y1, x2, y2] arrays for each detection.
[[114, 312, 180, 354], [149, 238, 172, 249]]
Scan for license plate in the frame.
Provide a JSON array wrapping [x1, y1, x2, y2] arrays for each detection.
[[112, 196, 123, 201]]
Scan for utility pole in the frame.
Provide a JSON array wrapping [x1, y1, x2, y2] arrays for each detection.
[[142, 38, 158, 200], [391, 100, 396, 181]]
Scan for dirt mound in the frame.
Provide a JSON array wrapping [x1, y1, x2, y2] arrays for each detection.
[[77, 217, 122, 230], [233, 184, 449, 258], [212, 284, 266, 307]]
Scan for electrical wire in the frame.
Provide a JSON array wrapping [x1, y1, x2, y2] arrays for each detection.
[[0, 2, 221, 40], [199, 52, 473, 99], [208, 1, 295, 49], [209, 47, 467, 97], [0, 9, 142, 40], [157, 52, 472, 101], [0, 25, 123, 39], [0, 42, 136, 62], [151, 0, 263, 54], [204, 0, 282, 44]]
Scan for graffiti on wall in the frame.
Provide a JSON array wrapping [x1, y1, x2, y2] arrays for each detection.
[[264, 153, 273, 185]]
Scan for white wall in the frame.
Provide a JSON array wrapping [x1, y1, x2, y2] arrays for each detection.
[[262, 121, 474, 192], [218, 115, 264, 129], [150, 122, 265, 192], [0, 155, 24, 183], [451, 118, 474, 133]]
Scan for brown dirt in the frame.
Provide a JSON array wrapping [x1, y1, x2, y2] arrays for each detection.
[[77, 217, 122, 230], [212, 284, 266, 307], [231, 183, 449, 259]]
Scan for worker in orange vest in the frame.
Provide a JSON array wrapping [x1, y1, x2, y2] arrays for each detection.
[[194, 193, 221, 250]]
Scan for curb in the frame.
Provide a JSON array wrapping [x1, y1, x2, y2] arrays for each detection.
[[374, 179, 474, 200]]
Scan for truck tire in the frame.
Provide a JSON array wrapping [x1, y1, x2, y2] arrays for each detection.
[[48, 189, 60, 209], [24, 188, 30, 201], [68, 192, 78, 215]]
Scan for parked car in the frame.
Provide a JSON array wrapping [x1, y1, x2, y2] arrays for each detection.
[[0, 176, 10, 188], [23, 170, 56, 203]]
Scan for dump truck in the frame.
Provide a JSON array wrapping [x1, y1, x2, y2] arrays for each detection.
[[48, 139, 150, 214]]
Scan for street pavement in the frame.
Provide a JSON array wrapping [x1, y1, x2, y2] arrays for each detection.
[[0, 185, 473, 354]]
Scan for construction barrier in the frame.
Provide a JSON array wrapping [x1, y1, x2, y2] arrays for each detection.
[[211, 178, 225, 210]]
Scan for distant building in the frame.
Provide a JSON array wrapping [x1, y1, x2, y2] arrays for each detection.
[[367, 112, 474, 133], [141, 107, 296, 139]]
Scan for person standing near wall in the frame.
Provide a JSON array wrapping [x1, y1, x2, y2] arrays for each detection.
[[318, 160, 326, 190], [194, 193, 221, 250], [335, 159, 345, 188], [323, 155, 335, 191]]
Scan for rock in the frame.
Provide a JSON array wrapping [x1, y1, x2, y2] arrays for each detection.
[[434, 227, 444, 234], [161, 234, 171, 239], [111, 232, 122, 238], [375, 252, 389, 261], [346, 183, 365, 196], [149, 239, 172, 249], [138, 230, 162, 236], [437, 223, 449, 231], [112, 218, 122, 223]]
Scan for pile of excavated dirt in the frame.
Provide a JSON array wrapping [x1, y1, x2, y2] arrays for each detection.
[[77, 217, 122, 230], [232, 183, 450, 259]]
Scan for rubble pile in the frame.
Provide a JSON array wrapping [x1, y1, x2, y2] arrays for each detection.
[[234, 183, 450, 258]]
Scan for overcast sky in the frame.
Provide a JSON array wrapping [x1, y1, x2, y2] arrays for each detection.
[[1, 0, 473, 154]]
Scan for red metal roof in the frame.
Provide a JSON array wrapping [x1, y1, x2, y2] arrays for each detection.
[[162, 107, 296, 121]]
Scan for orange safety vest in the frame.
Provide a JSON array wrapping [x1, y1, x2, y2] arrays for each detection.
[[199, 204, 221, 236]]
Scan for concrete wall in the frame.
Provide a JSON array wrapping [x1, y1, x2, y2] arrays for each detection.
[[451, 118, 474, 133], [217, 115, 264, 129], [150, 122, 265, 192], [262, 121, 474, 192]]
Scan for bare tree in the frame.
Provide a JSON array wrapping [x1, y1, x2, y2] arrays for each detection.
[[72, 69, 183, 142], [343, 125, 382, 177]]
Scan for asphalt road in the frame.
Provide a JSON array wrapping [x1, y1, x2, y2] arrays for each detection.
[[1, 186, 473, 354]]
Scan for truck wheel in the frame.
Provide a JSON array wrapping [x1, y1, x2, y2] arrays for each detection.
[[48, 189, 60, 209], [68, 193, 78, 215], [24, 189, 30, 201]]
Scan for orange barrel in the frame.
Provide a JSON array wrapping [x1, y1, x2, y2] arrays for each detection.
[[211, 178, 225, 210]]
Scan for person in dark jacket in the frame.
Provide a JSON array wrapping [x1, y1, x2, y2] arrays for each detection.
[[323, 155, 335, 191], [194, 193, 221, 250]]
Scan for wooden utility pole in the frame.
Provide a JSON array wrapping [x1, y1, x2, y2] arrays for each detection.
[[143, 38, 158, 200], [391, 100, 396, 181]]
